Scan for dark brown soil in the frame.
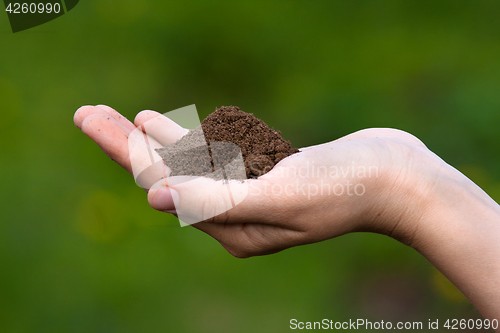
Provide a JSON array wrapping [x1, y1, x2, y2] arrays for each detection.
[[155, 106, 299, 180]]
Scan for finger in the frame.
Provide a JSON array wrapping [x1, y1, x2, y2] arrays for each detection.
[[147, 183, 178, 212], [95, 105, 137, 132], [81, 113, 134, 173], [74, 105, 110, 129], [74, 105, 135, 132], [134, 110, 189, 146], [165, 175, 289, 227], [128, 126, 170, 189], [78, 107, 170, 189], [162, 176, 248, 225]]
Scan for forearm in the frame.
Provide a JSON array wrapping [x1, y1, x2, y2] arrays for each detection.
[[413, 174, 500, 326]]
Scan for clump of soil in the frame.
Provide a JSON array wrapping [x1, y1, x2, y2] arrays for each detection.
[[155, 106, 299, 180]]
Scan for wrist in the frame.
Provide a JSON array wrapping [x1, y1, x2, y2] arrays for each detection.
[[404, 164, 500, 320]]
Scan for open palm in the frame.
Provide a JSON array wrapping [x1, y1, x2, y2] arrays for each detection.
[[75, 105, 436, 257]]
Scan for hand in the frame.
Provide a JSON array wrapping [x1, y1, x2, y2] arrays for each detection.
[[74, 105, 500, 326], [73, 105, 432, 257]]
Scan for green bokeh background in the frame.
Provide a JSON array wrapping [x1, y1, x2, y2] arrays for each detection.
[[1, 1, 499, 332]]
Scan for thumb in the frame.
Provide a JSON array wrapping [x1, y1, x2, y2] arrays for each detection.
[[164, 176, 250, 225], [149, 141, 257, 225]]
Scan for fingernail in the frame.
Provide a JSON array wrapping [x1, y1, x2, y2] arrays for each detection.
[[151, 187, 178, 211]]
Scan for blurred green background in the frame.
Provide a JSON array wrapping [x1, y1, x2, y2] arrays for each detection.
[[1, 1, 499, 332]]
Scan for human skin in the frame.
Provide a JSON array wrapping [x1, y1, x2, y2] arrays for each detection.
[[74, 105, 500, 328]]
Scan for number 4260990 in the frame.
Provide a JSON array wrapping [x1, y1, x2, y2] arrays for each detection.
[[5, 2, 61, 14], [443, 318, 498, 330]]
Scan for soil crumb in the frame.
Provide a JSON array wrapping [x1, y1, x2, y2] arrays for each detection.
[[155, 106, 299, 180]]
